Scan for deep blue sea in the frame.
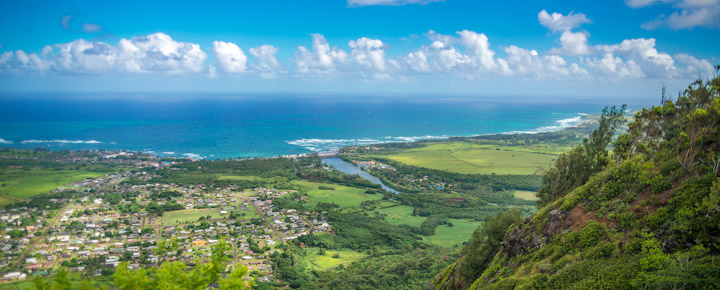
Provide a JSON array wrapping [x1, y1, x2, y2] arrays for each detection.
[[0, 93, 650, 159]]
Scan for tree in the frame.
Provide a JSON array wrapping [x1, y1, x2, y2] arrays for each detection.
[[53, 267, 73, 290], [32, 276, 51, 290], [77, 279, 96, 290], [460, 208, 523, 283], [155, 261, 190, 290], [537, 105, 627, 207], [219, 265, 253, 290], [113, 262, 152, 290]]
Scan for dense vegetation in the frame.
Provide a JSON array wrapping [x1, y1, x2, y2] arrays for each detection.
[[430, 74, 720, 289]]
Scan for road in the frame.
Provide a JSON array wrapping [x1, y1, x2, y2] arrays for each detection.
[[239, 195, 285, 243], [10, 202, 74, 269]]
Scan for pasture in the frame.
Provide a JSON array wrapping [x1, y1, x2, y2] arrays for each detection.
[[514, 190, 538, 201], [423, 218, 480, 248], [374, 142, 561, 175], [291, 180, 383, 208], [368, 205, 426, 227], [161, 209, 223, 226], [0, 168, 106, 199], [305, 248, 368, 271]]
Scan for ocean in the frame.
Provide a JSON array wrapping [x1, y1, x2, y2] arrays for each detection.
[[0, 93, 648, 159]]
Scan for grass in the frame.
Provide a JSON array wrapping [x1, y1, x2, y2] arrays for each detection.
[[370, 141, 563, 175], [514, 190, 538, 201], [217, 175, 269, 181], [0, 272, 114, 289], [423, 218, 481, 248], [306, 248, 368, 271], [292, 180, 383, 208], [235, 203, 259, 219], [161, 209, 223, 226], [367, 205, 427, 227], [0, 169, 106, 200], [0, 195, 23, 208]]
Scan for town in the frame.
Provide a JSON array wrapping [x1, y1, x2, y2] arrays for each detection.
[[0, 150, 332, 285]]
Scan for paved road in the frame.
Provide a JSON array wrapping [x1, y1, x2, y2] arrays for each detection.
[[10, 202, 74, 269], [239, 195, 284, 243]]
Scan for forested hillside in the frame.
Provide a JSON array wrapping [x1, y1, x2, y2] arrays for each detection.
[[430, 74, 720, 289]]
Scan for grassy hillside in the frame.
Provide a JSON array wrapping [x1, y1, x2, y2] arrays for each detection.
[[430, 76, 720, 289]]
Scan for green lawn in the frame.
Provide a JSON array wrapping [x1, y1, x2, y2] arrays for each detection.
[[423, 218, 480, 248], [292, 180, 382, 208], [0, 169, 106, 200], [369, 142, 562, 175], [161, 209, 223, 226], [235, 203, 259, 219], [368, 205, 427, 227], [514, 190, 538, 201], [306, 248, 368, 271]]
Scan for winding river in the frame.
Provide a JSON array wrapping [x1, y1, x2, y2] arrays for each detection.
[[321, 157, 400, 194]]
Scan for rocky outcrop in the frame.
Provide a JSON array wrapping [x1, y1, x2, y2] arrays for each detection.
[[542, 209, 567, 238], [501, 218, 544, 258]]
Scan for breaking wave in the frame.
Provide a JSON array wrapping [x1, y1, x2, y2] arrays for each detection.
[[287, 114, 587, 152], [287, 135, 449, 152], [504, 114, 586, 134], [20, 139, 103, 144]]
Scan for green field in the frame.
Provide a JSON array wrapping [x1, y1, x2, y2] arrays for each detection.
[[306, 248, 368, 271], [292, 180, 383, 208], [0, 169, 106, 200], [0, 272, 114, 289], [0, 195, 23, 208], [371, 142, 563, 175], [161, 209, 223, 226], [238, 203, 259, 219], [423, 218, 480, 248], [217, 175, 270, 181], [514, 190, 538, 201], [368, 205, 427, 227]]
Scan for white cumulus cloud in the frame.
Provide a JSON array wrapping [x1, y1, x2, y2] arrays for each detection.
[[553, 31, 592, 55], [293, 34, 349, 73], [249, 44, 284, 77], [212, 41, 248, 73], [349, 37, 387, 71], [538, 10, 592, 32], [627, 0, 720, 30], [0, 32, 207, 74]]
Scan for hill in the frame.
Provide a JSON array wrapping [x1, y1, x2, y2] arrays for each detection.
[[430, 75, 720, 289]]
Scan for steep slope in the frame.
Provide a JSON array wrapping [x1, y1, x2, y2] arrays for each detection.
[[431, 75, 720, 289]]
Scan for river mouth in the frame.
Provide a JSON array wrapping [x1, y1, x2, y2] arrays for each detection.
[[321, 157, 400, 194]]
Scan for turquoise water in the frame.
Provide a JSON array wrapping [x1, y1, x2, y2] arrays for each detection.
[[0, 94, 642, 159]]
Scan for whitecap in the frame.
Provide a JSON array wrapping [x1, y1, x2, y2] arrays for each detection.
[[287, 135, 450, 152], [182, 153, 203, 159], [504, 114, 586, 134], [20, 139, 102, 144], [0, 138, 13, 144]]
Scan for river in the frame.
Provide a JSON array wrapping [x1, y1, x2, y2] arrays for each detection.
[[321, 157, 400, 194]]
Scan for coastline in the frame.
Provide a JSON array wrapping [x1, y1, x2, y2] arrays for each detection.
[[0, 113, 592, 161]]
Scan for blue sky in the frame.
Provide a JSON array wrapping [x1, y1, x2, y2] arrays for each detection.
[[0, 0, 718, 98]]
